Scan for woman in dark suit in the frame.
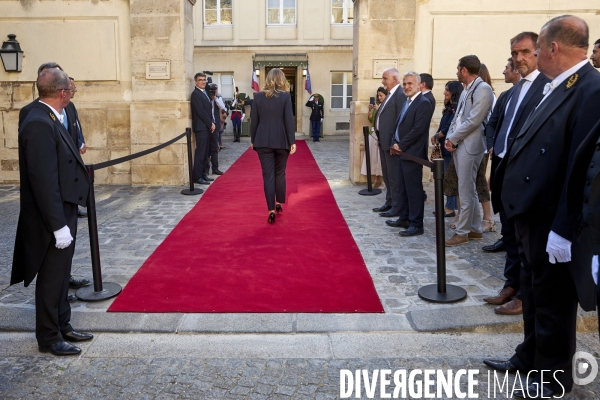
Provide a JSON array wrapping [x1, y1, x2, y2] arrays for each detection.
[[250, 68, 297, 224]]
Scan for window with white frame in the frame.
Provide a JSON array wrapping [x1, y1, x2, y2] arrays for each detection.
[[267, 0, 296, 25], [331, 72, 352, 109], [204, 0, 232, 26], [331, 0, 353, 24]]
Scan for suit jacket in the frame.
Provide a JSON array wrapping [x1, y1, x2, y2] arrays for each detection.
[[375, 85, 407, 149], [191, 87, 213, 132], [65, 101, 85, 149], [11, 102, 90, 287], [497, 63, 600, 311], [392, 93, 434, 160], [567, 119, 600, 255], [305, 99, 324, 121], [489, 73, 550, 199], [250, 91, 295, 150], [485, 88, 513, 151], [18, 98, 39, 129], [212, 100, 221, 133], [423, 91, 436, 115], [447, 77, 494, 155]]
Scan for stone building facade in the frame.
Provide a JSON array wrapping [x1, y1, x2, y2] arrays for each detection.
[[0, 1, 599, 185]]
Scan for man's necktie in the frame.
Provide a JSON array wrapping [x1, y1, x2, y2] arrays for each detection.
[[394, 99, 411, 142], [61, 109, 69, 130], [494, 79, 526, 155]]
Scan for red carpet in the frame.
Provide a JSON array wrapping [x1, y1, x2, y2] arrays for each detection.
[[108, 141, 383, 313]]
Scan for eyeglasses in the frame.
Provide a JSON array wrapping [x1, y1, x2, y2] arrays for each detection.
[[58, 88, 72, 92]]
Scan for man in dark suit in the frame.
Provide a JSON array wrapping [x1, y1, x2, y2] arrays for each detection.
[[305, 95, 324, 142], [389, 72, 434, 236], [371, 68, 407, 219], [566, 119, 600, 338], [591, 38, 600, 68], [208, 91, 221, 176], [419, 73, 435, 114], [191, 72, 215, 186], [486, 16, 600, 397], [19, 64, 91, 296], [485, 32, 551, 316], [12, 68, 94, 356]]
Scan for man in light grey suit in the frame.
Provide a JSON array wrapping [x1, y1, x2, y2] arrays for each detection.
[[445, 55, 494, 246], [372, 68, 407, 220]]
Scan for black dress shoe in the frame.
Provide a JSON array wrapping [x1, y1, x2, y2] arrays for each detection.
[[386, 219, 410, 228], [63, 330, 94, 342], [379, 211, 399, 218], [373, 204, 392, 213], [39, 341, 81, 356], [399, 227, 424, 236], [197, 178, 211, 185], [77, 208, 87, 218], [482, 239, 506, 253], [212, 169, 224, 175], [483, 359, 518, 373], [69, 276, 90, 289], [67, 294, 77, 303], [202, 175, 215, 181], [513, 382, 555, 399]]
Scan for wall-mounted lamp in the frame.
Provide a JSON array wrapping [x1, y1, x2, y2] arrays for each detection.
[[255, 68, 260, 76], [0, 34, 23, 72], [302, 68, 307, 76]]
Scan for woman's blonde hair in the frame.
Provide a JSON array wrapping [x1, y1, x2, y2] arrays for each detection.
[[263, 68, 290, 98]]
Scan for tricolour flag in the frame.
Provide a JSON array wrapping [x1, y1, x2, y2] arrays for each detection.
[[305, 67, 312, 95], [251, 69, 260, 92]]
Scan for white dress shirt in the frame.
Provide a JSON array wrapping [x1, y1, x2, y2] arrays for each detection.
[[39, 100, 64, 124], [497, 69, 541, 158]]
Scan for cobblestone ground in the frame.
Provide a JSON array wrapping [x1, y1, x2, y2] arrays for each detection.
[[0, 136, 508, 313], [2, 354, 599, 399]]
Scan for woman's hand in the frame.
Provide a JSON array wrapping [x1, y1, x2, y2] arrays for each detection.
[[430, 134, 437, 146], [290, 144, 297, 154], [250, 143, 253, 149]]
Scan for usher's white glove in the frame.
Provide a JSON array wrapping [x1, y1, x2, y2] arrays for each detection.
[[241, 113, 245, 122], [54, 225, 73, 249], [592, 255, 598, 285], [320, 118, 323, 123], [546, 230, 572, 264]]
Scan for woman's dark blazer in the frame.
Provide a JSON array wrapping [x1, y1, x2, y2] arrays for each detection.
[[250, 91, 295, 150]]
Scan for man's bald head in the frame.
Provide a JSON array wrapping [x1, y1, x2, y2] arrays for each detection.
[[381, 68, 401, 90], [539, 15, 588, 50], [37, 68, 70, 99]]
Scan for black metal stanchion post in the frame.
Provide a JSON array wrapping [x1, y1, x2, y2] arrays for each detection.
[[359, 126, 382, 196], [76, 165, 122, 301], [181, 127, 203, 195], [418, 158, 467, 303]]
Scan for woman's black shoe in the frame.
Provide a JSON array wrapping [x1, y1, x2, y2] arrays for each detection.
[[268, 212, 276, 224], [275, 204, 283, 214]]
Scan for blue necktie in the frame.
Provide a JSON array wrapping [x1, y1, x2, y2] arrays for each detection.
[[394, 99, 411, 141], [495, 79, 525, 155], [61, 109, 69, 130]]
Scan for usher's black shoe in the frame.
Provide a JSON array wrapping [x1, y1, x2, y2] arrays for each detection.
[[268, 212, 276, 224], [202, 175, 214, 182], [373, 204, 392, 213], [482, 239, 505, 253], [275, 204, 283, 214], [212, 169, 224, 175], [69, 276, 90, 289], [513, 382, 556, 399], [379, 211, 399, 218], [483, 359, 519, 373], [197, 178, 211, 185], [386, 219, 410, 228], [67, 294, 77, 303], [63, 331, 94, 342], [39, 341, 81, 356], [399, 227, 424, 236]]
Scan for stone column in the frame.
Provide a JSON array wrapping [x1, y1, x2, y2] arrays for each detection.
[[349, 0, 416, 183], [129, 0, 196, 185]]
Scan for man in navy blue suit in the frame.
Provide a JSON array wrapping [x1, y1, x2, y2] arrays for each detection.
[[389, 72, 434, 236]]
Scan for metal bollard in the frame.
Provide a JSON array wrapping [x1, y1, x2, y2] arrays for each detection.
[[76, 165, 122, 301], [181, 127, 204, 196], [359, 126, 382, 196]]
